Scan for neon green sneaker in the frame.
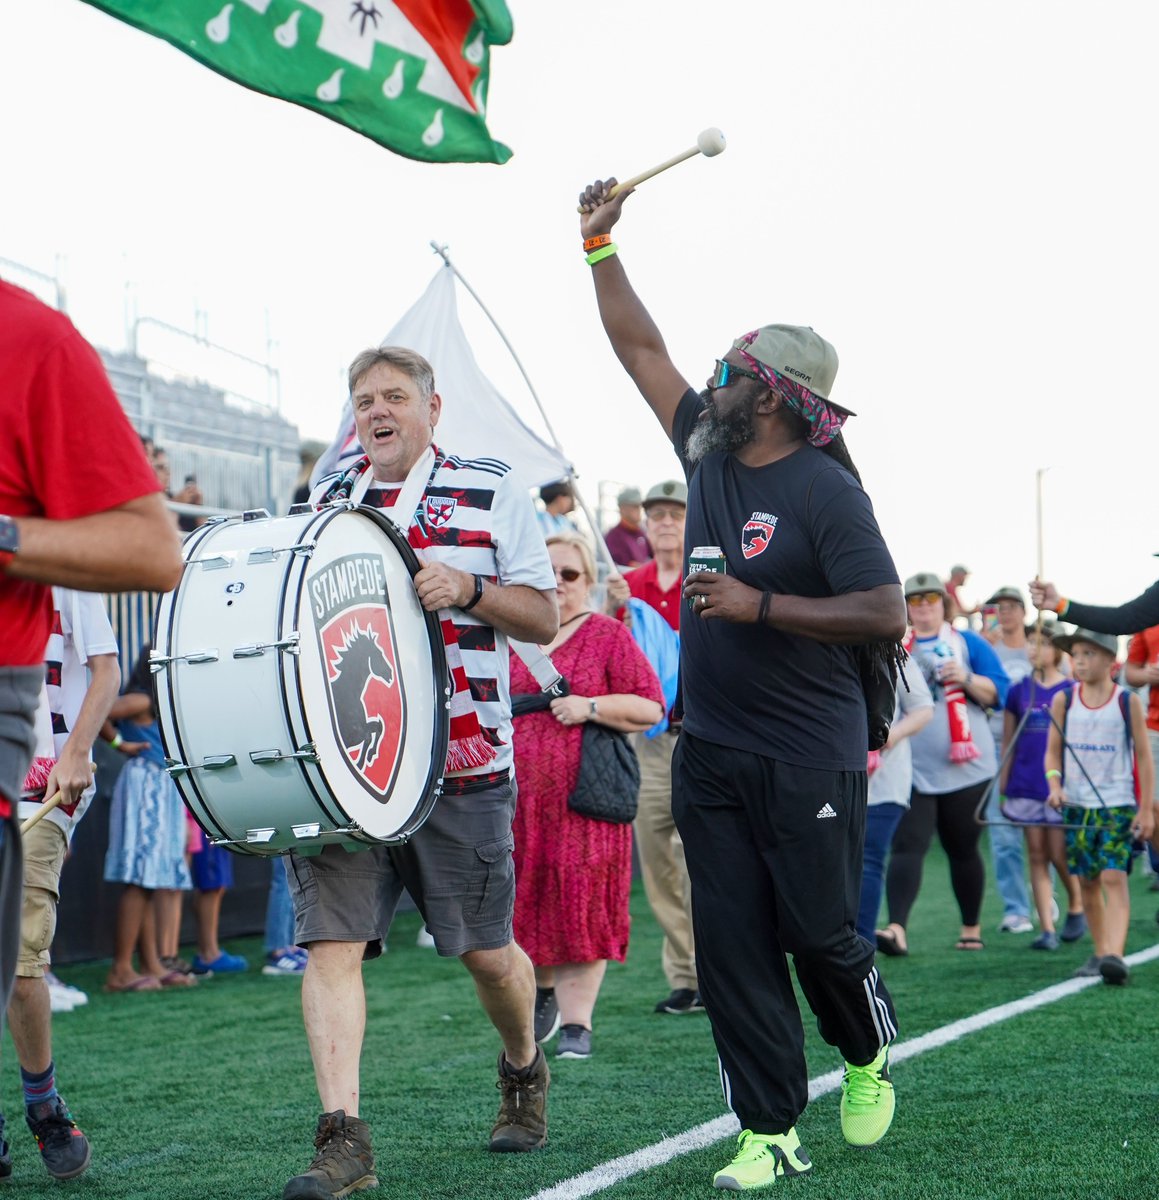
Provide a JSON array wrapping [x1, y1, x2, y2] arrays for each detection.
[[840, 1047, 895, 1147], [712, 1127, 812, 1190]]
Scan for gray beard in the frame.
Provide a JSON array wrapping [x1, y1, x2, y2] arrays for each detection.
[[684, 391, 757, 464]]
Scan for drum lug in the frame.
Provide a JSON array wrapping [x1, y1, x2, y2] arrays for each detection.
[[150, 649, 219, 671], [233, 633, 301, 659], [205, 515, 233, 526], [196, 555, 233, 570], [248, 542, 316, 565], [249, 743, 319, 765], [242, 508, 272, 522], [208, 827, 277, 847], [292, 822, 323, 839], [166, 753, 237, 777]]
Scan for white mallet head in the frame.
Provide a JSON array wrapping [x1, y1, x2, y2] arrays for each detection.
[[696, 127, 727, 157]]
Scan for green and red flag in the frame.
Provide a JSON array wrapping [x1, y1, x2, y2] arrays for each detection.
[[82, 1, 514, 163]]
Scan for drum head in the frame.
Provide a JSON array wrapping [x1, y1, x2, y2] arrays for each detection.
[[293, 506, 449, 842]]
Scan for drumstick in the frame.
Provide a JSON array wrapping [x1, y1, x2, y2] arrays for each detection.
[[577, 127, 727, 212], [20, 790, 63, 835]]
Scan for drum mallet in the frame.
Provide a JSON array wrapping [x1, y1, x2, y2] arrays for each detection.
[[577, 127, 727, 211], [20, 790, 63, 835]]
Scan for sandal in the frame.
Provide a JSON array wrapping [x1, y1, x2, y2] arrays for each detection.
[[159, 969, 198, 987], [875, 928, 908, 957], [955, 936, 985, 951], [104, 975, 161, 993]]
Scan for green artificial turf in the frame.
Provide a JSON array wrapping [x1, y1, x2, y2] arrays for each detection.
[[3, 848, 1158, 1199]]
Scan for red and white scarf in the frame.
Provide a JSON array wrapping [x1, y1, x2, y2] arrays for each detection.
[[322, 448, 497, 775], [904, 625, 980, 764]]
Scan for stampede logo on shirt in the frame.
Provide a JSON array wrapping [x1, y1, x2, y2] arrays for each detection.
[[741, 512, 778, 560], [425, 495, 457, 529], [308, 553, 407, 803]]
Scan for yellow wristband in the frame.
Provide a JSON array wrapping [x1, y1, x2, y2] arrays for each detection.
[[585, 243, 618, 266], [1045, 769, 1061, 780], [108, 733, 123, 750]]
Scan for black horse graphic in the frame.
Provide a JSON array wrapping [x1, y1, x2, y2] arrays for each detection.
[[330, 627, 395, 770]]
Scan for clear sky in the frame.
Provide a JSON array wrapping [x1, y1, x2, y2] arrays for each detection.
[[2, 1, 1156, 610]]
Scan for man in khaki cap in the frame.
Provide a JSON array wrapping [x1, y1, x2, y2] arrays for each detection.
[[626, 480, 700, 1014], [577, 176, 906, 1189]]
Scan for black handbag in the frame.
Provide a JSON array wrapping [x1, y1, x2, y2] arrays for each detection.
[[855, 643, 908, 752], [567, 722, 641, 824]]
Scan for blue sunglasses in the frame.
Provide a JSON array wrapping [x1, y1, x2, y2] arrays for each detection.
[[711, 359, 765, 389]]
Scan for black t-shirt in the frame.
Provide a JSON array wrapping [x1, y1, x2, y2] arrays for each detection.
[[672, 389, 899, 770]]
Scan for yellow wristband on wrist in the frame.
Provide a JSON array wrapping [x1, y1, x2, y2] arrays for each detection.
[[585, 243, 618, 266], [1045, 769, 1062, 780]]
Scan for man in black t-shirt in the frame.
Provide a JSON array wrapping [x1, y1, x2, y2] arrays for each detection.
[[578, 179, 907, 1190]]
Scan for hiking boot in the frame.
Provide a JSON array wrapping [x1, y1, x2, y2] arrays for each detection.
[[655, 987, 706, 1014], [1099, 955, 1129, 986], [840, 1047, 895, 1147], [490, 1048, 549, 1152], [1060, 912, 1088, 943], [1072, 955, 1102, 978], [26, 1096, 92, 1180], [282, 1110, 376, 1199], [556, 1024, 592, 1060], [534, 987, 561, 1044], [712, 1128, 812, 1190]]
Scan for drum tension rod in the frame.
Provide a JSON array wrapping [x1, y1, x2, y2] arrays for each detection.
[[150, 649, 219, 670], [234, 634, 301, 659]]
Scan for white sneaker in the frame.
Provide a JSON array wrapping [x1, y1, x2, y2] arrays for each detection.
[[415, 926, 436, 949], [45, 972, 87, 1010], [999, 914, 1034, 934]]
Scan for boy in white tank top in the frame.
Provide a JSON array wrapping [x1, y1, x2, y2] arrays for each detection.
[[1045, 630, 1154, 985]]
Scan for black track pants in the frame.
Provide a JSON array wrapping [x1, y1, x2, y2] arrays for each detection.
[[672, 732, 898, 1134]]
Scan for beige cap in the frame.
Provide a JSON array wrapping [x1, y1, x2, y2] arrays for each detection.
[[643, 479, 688, 508]]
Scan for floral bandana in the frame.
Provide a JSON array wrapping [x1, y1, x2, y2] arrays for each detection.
[[734, 330, 850, 448]]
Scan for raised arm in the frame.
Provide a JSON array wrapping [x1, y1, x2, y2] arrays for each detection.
[[1029, 576, 1159, 636], [578, 179, 690, 437]]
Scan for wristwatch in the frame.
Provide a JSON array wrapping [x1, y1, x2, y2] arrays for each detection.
[[0, 515, 19, 572], [589, 699, 599, 719]]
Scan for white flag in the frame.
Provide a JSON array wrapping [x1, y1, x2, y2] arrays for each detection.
[[312, 266, 571, 490]]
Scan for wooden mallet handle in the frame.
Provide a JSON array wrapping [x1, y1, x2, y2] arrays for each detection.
[[20, 790, 63, 835], [578, 128, 727, 213]]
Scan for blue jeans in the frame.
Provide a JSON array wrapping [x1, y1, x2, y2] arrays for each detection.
[[858, 802, 906, 943], [987, 789, 1030, 919], [264, 857, 296, 953]]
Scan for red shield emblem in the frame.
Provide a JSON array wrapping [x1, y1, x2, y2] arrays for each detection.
[[425, 496, 457, 528], [318, 604, 406, 801], [742, 520, 776, 560]]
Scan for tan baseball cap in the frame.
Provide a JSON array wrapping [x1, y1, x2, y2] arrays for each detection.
[[733, 325, 851, 412], [904, 572, 948, 599], [1052, 628, 1119, 657], [643, 479, 688, 509]]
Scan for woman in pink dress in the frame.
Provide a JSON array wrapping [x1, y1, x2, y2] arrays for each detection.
[[511, 534, 663, 1061]]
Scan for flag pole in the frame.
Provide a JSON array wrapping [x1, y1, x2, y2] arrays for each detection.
[[429, 242, 617, 576]]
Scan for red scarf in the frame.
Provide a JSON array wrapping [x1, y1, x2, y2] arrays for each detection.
[[322, 452, 497, 776], [905, 626, 980, 764]]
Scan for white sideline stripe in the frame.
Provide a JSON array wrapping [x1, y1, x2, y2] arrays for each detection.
[[525, 942, 1159, 1200]]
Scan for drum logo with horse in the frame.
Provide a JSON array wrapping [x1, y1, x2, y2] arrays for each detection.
[[309, 551, 407, 802]]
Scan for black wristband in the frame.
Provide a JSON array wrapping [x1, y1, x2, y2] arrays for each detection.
[[461, 573, 485, 612], [757, 591, 773, 626]]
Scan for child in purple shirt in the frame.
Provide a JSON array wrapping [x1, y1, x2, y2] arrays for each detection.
[[1000, 626, 1084, 949]]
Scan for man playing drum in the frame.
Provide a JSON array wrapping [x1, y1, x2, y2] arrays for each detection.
[[282, 347, 559, 1200]]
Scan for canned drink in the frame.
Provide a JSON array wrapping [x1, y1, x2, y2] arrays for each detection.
[[688, 545, 726, 610]]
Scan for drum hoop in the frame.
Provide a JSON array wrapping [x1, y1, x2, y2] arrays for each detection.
[[154, 519, 235, 843], [314, 504, 450, 836]]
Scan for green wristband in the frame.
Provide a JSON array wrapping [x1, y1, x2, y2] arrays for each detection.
[[585, 242, 618, 266]]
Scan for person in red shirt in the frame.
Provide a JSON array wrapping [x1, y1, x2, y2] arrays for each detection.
[[0, 279, 182, 1173], [1125, 625, 1159, 885], [623, 480, 700, 1014], [604, 487, 653, 568]]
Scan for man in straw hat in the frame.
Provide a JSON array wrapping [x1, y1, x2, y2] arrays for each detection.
[[577, 178, 907, 1189]]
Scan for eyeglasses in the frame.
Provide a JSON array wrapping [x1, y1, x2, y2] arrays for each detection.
[[645, 506, 684, 524], [907, 592, 944, 607], [711, 359, 765, 390], [554, 567, 582, 583]]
